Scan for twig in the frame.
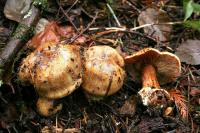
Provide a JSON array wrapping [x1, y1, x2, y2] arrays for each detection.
[[106, 3, 121, 27], [0, 6, 40, 81], [187, 71, 191, 121], [130, 21, 183, 31], [188, 113, 195, 133], [66, 12, 99, 44], [56, 0, 79, 33], [89, 28, 159, 45], [88, 21, 184, 44], [126, 0, 141, 13], [80, 7, 95, 18], [0, 92, 8, 103], [56, 115, 58, 133], [56, 0, 79, 22], [89, 21, 183, 32], [66, 0, 79, 13], [106, 2, 124, 46], [12, 125, 19, 133]]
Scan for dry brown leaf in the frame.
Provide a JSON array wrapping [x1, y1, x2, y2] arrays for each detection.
[[138, 117, 165, 133], [190, 87, 200, 96], [27, 22, 76, 50], [175, 40, 200, 65], [41, 126, 80, 133], [118, 96, 137, 116], [180, 76, 200, 87], [138, 8, 172, 42], [168, 89, 188, 119]]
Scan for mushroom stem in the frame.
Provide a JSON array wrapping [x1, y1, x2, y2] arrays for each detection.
[[142, 64, 160, 88], [139, 64, 172, 106], [37, 97, 62, 117]]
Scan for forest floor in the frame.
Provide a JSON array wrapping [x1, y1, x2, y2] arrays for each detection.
[[0, 0, 200, 133]]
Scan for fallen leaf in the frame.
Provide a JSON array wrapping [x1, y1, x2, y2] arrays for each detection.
[[138, 8, 172, 42], [28, 27, 60, 50], [180, 76, 200, 87], [138, 116, 165, 133], [175, 40, 200, 65], [190, 87, 200, 96], [118, 96, 137, 116], [41, 126, 80, 133], [27, 22, 85, 50], [27, 22, 61, 50]]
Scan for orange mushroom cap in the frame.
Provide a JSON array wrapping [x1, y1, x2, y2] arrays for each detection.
[[125, 48, 181, 85]]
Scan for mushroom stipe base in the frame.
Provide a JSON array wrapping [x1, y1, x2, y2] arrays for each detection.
[[138, 87, 172, 107], [125, 48, 181, 107]]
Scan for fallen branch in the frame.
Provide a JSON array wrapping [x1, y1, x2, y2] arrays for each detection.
[[0, 5, 40, 81]]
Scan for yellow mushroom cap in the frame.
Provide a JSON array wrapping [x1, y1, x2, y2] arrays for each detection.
[[82, 45, 125, 96], [125, 48, 181, 84], [18, 42, 82, 99]]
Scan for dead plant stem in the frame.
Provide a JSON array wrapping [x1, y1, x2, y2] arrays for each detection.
[[89, 21, 183, 31], [106, 3, 121, 27]]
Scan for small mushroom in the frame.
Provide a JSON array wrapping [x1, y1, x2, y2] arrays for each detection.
[[18, 42, 82, 116], [82, 45, 125, 98], [125, 48, 181, 107]]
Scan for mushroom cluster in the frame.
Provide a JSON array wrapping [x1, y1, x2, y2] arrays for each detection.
[[125, 48, 181, 107], [18, 34, 125, 116], [18, 21, 181, 116]]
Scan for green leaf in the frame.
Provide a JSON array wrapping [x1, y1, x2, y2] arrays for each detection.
[[192, 3, 200, 12], [183, 20, 200, 30], [183, 0, 194, 21]]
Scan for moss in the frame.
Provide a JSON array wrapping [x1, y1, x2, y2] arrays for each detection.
[[33, 0, 48, 11], [12, 24, 35, 42]]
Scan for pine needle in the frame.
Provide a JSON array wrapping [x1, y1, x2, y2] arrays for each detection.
[[168, 89, 188, 119]]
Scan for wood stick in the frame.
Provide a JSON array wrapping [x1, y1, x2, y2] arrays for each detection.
[[0, 5, 40, 81]]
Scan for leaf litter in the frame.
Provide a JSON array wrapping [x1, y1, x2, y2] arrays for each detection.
[[138, 7, 172, 42], [175, 39, 200, 65]]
